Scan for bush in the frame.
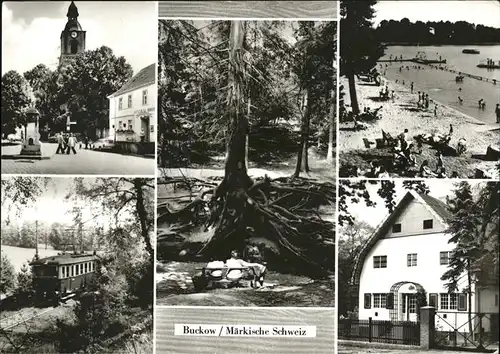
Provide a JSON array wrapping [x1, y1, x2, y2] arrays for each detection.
[[123, 257, 153, 309], [16, 264, 33, 294], [1, 252, 16, 294]]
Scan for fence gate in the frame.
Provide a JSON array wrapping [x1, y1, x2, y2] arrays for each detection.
[[338, 317, 420, 346], [434, 311, 499, 352]]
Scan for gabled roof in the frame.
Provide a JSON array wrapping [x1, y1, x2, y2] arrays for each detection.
[[418, 192, 452, 221], [351, 190, 451, 287], [108, 63, 155, 98], [30, 253, 98, 266]]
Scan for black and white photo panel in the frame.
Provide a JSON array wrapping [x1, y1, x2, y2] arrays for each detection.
[[337, 178, 499, 352], [157, 18, 337, 307], [1, 1, 156, 175], [0, 176, 154, 353], [339, 0, 500, 179]]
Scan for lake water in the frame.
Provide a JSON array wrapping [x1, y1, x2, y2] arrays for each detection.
[[380, 45, 500, 124]]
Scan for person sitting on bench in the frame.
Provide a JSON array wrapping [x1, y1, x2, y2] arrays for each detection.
[[226, 250, 267, 286]]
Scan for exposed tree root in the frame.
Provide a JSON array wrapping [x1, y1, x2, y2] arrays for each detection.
[[158, 174, 335, 278]]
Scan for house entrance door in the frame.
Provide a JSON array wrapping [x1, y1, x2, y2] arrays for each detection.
[[140, 116, 150, 142], [402, 294, 418, 322]]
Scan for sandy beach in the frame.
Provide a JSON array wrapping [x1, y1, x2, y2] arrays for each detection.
[[339, 75, 499, 178]]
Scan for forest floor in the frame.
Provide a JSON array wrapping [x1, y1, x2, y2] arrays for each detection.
[[156, 148, 335, 307], [339, 76, 499, 179], [158, 147, 335, 183], [156, 261, 334, 307], [0, 302, 152, 354]]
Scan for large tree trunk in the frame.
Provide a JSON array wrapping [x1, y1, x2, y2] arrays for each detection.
[[294, 88, 311, 177], [245, 96, 250, 170], [134, 179, 154, 260], [224, 20, 251, 189], [185, 22, 332, 278], [327, 79, 335, 163], [347, 70, 360, 115]]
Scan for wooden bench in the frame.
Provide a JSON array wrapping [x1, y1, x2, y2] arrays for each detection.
[[193, 266, 262, 291]]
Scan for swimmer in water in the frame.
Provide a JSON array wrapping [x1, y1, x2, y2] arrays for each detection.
[[458, 96, 463, 104], [458, 87, 462, 92]]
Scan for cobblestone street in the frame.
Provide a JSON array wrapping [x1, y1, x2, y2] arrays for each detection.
[[1, 143, 155, 175]]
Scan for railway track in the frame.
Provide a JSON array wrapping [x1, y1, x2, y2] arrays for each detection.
[[0, 306, 55, 331]]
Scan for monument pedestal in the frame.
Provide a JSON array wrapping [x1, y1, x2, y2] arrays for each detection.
[[20, 112, 42, 156], [20, 142, 42, 157], [1, 107, 50, 160]]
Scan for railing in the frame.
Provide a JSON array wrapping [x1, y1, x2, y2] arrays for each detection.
[[338, 317, 420, 346], [435, 311, 499, 351]]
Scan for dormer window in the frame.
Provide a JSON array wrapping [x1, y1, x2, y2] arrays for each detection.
[[392, 223, 401, 233], [423, 219, 433, 229]]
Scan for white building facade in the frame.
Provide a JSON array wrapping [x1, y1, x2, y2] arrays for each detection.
[[108, 63, 156, 146], [353, 191, 498, 335]]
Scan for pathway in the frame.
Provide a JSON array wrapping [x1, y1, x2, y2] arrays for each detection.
[[1, 143, 155, 175]]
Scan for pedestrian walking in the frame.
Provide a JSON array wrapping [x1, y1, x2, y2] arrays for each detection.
[[66, 133, 77, 154], [56, 132, 65, 154], [495, 103, 500, 123]]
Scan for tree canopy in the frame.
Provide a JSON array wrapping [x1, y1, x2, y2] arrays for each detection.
[[58, 46, 133, 136], [1, 70, 32, 135], [340, 0, 384, 115], [376, 19, 500, 45], [158, 20, 335, 168], [2, 46, 133, 139]]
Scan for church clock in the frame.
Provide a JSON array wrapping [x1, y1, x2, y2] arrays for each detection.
[[59, 2, 86, 66]]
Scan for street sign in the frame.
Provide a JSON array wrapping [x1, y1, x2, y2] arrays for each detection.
[[66, 115, 77, 131]]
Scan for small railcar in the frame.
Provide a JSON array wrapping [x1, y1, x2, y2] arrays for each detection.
[[30, 253, 99, 305]]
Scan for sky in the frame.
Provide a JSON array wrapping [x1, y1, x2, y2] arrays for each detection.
[[1, 1, 156, 76], [1, 177, 111, 228], [346, 180, 487, 228], [373, 1, 500, 28]]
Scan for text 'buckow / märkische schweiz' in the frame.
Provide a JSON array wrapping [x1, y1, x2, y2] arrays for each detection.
[[174, 324, 317, 337]]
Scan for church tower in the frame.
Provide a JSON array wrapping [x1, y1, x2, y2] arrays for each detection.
[[59, 1, 86, 65]]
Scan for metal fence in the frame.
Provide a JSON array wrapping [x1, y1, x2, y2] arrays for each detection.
[[338, 317, 420, 346], [435, 311, 499, 351]]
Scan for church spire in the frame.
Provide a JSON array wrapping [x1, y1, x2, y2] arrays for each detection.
[[67, 1, 79, 20]]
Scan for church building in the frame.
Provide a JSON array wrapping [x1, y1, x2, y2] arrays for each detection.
[[60, 1, 86, 66]]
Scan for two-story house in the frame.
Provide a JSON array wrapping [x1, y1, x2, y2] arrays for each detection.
[[108, 63, 156, 154], [351, 190, 498, 336]]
